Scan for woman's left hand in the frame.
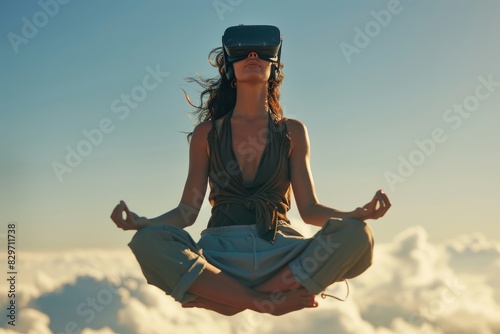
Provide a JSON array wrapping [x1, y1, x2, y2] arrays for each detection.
[[353, 190, 391, 221]]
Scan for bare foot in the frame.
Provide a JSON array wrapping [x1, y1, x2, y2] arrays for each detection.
[[252, 288, 318, 316], [182, 297, 245, 316], [255, 266, 302, 293], [183, 289, 317, 316]]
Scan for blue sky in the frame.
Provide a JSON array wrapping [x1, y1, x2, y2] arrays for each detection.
[[1, 0, 499, 251]]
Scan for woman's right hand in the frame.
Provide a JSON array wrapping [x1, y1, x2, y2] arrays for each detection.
[[110, 201, 149, 230], [352, 189, 391, 221]]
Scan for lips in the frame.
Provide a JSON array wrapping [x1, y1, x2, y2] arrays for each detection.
[[245, 61, 261, 68]]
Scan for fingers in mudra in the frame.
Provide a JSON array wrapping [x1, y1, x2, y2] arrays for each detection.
[[375, 190, 391, 217], [110, 201, 135, 230]]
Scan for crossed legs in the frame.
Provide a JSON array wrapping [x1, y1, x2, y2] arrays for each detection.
[[129, 218, 373, 316]]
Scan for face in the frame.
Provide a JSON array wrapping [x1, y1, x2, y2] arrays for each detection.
[[232, 51, 273, 83]]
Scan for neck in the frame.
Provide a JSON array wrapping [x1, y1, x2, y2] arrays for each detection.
[[233, 82, 269, 119]]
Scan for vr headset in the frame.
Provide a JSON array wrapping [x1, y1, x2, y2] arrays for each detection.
[[222, 25, 282, 81]]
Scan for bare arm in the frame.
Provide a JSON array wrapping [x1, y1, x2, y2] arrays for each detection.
[[287, 119, 391, 227], [111, 121, 211, 230]]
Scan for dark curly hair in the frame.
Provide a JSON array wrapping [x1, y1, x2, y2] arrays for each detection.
[[185, 47, 284, 139]]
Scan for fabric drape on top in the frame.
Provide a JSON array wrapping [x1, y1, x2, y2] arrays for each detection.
[[207, 110, 292, 242]]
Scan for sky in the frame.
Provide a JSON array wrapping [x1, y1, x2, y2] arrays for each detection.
[[1, 0, 499, 333]]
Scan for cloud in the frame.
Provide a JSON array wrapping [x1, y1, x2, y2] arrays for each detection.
[[81, 328, 117, 334], [445, 232, 500, 292], [0, 308, 52, 334], [353, 226, 500, 334], [4, 228, 500, 334]]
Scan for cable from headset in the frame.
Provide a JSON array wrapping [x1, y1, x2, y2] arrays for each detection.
[[320, 280, 350, 302]]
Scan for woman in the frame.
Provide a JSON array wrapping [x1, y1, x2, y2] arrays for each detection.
[[110, 25, 391, 316]]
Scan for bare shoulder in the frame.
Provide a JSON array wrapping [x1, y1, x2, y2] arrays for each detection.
[[193, 120, 212, 135], [285, 118, 307, 131], [284, 118, 309, 144], [189, 121, 213, 158], [190, 121, 213, 143]]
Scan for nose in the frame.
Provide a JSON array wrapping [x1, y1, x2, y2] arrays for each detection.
[[247, 51, 258, 58]]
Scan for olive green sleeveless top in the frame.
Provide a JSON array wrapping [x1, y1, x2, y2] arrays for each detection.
[[207, 111, 292, 242]]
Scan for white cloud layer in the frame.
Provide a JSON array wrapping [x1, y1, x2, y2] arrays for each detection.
[[1, 226, 499, 334]]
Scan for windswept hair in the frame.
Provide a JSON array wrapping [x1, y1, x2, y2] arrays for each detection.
[[185, 47, 284, 140]]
